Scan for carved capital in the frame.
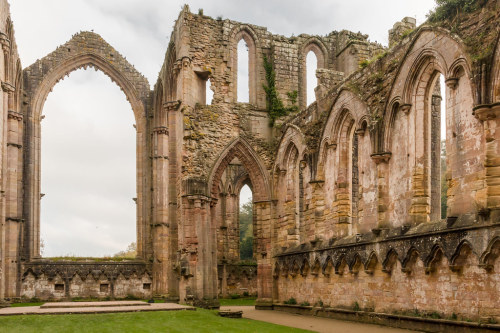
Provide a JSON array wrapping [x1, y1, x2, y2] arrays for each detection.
[[8, 110, 23, 121], [445, 78, 459, 90], [355, 128, 366, 137], [371, 152, 392, 164], [327, 142, 337, 150], [163, 100, 181, 112], [153, 126, 168, 135], [399, 103, 412, 114], [473, 103, 500, 121], [1, 81, 15, 93]]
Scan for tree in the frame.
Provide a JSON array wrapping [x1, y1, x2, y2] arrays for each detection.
[[239, 200, 254, 260], [114, 242, 137, 258]]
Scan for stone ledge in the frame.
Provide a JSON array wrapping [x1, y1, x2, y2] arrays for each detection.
[[272, 304, 500, 333]]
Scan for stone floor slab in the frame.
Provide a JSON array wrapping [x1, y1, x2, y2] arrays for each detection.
[[0, 302, 194, 316]]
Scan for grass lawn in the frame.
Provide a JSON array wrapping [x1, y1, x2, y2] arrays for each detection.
[[219, 298, 256, 306], [0, 308, 312, 333], [9, 302, 44, 307]]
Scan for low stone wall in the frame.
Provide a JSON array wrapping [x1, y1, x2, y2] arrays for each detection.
[[218, 263, 258, 297], [20, 261, 152, 301], [273, 223, 500, 322]]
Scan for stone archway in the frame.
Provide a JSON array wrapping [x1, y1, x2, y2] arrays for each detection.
[[207, 138, 272, 307], [22, 31, 150, 261]]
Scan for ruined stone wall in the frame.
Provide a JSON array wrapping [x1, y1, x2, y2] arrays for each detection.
[[21, 261, 152, 300], [271, 0, 500, 321]]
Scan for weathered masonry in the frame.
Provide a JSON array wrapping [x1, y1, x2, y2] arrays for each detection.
[[0, 0, 499, 323]]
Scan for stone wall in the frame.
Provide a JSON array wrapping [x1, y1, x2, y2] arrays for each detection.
[[21, 261, 152, 300]]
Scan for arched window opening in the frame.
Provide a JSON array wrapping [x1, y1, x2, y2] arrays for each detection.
[[237, 39, 249, 103], [351, 129, 359, 228], [430, 73, 446, 221], [239, 184, 253, 260], [41, 69, 136, 258], [439, 74, 447, 219], [206, 78, 214, 105], [306, 51, 318, 106]]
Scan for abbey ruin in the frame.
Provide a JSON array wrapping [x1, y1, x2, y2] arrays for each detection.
[[0, 0, 499, 325]]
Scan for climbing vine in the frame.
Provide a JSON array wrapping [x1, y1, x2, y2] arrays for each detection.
[[263, 56, 298, 126]]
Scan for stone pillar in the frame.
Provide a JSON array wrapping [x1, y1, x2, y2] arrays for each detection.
[[254, 200, 273, 309], [165, 100, 181, 302], [4, 109, 22, 297], [0, 33, 11, 303], [151, 125, 169, 297], [310, 180, 325, 240], [474, 103, 500, 218], [371, 153, 391, 229], [180, 186, 218, 308]]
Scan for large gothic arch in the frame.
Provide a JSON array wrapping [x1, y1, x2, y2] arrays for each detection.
[[22, 31, 151, 259]]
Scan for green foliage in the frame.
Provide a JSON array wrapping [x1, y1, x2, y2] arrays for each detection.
[[286, 90, 299, 112], [359, 59, 370, 69], [284, 298, 297, 305], [263, 56, 285, 125], [299, 301, 310, 307], [198, 8, 204, 15], [263, 57, 299, 126], [230, 294, 241, 299], [239, 200, 254, 260], [353, 301, 360, 311], [427, 0, 487, 23], [240, 237, 253, 260], [114, 242, 137, 258]]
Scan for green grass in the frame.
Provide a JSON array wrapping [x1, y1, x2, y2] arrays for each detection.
[[219, 298, 256, 306], [0, 309, 311, 333], [10, 302, 44, 307]]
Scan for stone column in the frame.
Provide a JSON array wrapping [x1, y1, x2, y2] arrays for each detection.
[[0, 33, 11, 303], [180, 187, 218, 308], [474, 103, 500, 219], [165, 100, 181, 302], [4, 109, 22, 297], [254, 200, 273, 309], [371, 153, 391, 229], [151, 125, 169, 297], [310, 180, 325, 240]]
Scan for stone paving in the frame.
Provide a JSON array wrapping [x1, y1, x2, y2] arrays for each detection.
[[0, 301, 194, 316], [221, 306, 421, 333]]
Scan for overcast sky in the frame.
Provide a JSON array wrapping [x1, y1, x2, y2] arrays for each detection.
[[9, 0, 437, 257]]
